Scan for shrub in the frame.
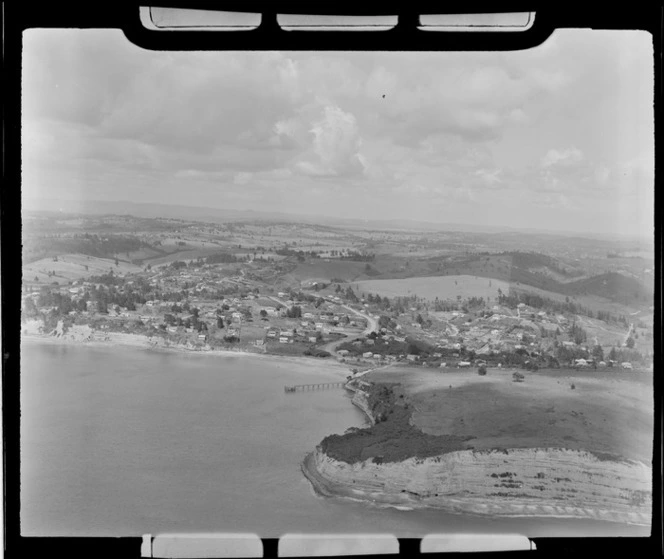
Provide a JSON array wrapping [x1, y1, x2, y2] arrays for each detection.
[[478, 365, 487, 376]]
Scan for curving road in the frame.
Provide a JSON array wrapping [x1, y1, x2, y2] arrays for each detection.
[[265, 295, 377, 354], [322, 303, 378, 354]]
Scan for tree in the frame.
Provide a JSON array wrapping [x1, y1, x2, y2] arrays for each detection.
[[626, 337, 635, 349], [259, 309, 268, 318], [592, 345, 604, 361], [217, 317, 224, 329]]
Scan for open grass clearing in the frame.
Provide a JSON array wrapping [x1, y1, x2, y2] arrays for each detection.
[[23, 253, 142, 283], [364, 366, 653, 464], [351, 275, 512, 302]]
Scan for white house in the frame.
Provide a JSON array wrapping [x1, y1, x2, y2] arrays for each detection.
[[362, 352, 373, 359], [279, 336, 289, 344]]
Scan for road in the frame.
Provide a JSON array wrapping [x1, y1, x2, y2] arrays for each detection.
[[322, 303, 377, 354], [265, 295, 377, 354]]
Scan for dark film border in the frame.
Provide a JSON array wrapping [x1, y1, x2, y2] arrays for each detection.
[[3, 3, 661, 558]]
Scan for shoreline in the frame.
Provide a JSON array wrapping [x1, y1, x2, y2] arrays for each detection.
[[20, 332, 356, 377]]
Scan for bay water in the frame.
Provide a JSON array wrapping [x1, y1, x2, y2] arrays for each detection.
[[20, 341, 647, 537]]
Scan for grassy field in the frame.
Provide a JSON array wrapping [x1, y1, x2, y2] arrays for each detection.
[[574, 315, 630, 349], [23, 254, 142, 283], [351, 275, 513, 302], [365, 366, 653, 464], [293, 260, 370, 283]]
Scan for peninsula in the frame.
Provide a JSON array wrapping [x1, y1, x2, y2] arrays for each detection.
[[302, 367, 652, 525]]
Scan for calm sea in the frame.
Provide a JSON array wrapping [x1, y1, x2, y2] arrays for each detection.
[[20, 341, 648, 537]]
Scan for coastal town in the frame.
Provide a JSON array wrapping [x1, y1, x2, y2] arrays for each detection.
[[21, 217, 653, 375]]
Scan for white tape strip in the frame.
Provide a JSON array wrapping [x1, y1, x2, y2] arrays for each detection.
[[278, 534, 399, 557], [421, 534, 534, 553], [143, 533, 263, 558]]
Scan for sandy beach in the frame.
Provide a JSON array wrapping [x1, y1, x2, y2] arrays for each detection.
[[20, 321, 355, 379]]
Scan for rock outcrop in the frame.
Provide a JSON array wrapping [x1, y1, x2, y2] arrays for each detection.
[[302, 381, 652, 526]]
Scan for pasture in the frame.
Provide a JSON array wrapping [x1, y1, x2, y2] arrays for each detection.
[[292, 260, 369, 283], [23, 254, 142, 283], [366, 366, 653, 464], [351, 275, 513, 302]]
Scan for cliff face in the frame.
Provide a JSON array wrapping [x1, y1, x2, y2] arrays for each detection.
[[307, 381, 652, 525], [347, 383, 375, 425], [306, 446, 651, 525]]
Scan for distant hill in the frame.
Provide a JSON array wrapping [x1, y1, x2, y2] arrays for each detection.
[[560, 272, 653, 304], [412, 251, 652, 308], [22, 198, 643, 242]]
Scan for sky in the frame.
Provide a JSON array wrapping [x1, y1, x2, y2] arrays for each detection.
[[22, 28, 654, 239]]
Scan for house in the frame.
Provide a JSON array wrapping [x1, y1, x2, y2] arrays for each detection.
[[303, 313, 314, 319], [279, 337, 289, 344], [458, 361, 471, 368], [266, 330, 277, 338], [406, 354, 419, 362], [255, 339, 264, 346], [337, 349, 350, 356], [362, 352, 373, 359], [373, 354, 382, 360], [278, 292, 287, 298], [308, 337, 317, 343], [365, 339, 375, 346], [315, 323, 324, 330], [198, 334, 207, 340], [621, 362, 633, 370]]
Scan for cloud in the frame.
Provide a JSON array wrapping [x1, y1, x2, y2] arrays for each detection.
[[475, 168, 503, 186], [20, 29, 654, 238], [280, 104, 366, 178], [541, 147, 584, 168]]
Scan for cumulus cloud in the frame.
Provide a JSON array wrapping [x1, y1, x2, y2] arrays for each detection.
[[541, 147, 584, 168], [279, 104, 366, 178]]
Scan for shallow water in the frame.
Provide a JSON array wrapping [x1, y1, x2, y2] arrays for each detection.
[[20, 341, 649, 537]]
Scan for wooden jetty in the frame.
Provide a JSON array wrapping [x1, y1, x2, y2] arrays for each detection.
[[284, 381, 346, 393]]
